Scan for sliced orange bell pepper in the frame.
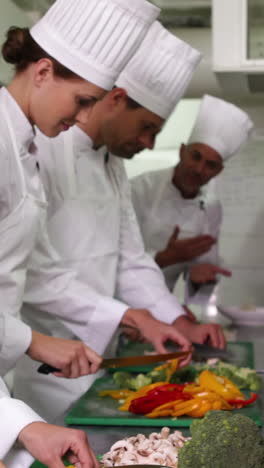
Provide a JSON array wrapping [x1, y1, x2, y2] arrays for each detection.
[[186, 400, 212, 418], [171, 400, 200, 417]]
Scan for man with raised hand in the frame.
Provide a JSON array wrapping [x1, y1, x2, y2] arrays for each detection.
[[131, 95, 253, 308]]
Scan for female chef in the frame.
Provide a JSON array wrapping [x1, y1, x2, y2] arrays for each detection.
[[0, 0, 159, 465]]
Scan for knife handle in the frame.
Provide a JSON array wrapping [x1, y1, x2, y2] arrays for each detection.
[[38, 363, 60, 374]]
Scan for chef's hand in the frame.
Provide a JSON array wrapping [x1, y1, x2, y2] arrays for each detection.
[[18, 422, 98, 468], [120, 325, 145, 342], [27, 331, 102, 378], [190, 263, 232, 284], [0, 462, 7, 468], [122, 308, 192, 367], [155, 226, 215, 268], [173, 315, 226, 349]]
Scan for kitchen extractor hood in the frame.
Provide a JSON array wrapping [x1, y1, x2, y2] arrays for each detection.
[[152, 0, 211, 27], [213, 0, 264, 94]]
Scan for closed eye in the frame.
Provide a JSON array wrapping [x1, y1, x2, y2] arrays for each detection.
[[77, 97, 98, 108]]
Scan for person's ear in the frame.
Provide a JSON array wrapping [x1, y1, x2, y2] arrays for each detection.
[[179, 143, 185, 160], [108, 87, 127, 110], [33, 58, 54, 87]]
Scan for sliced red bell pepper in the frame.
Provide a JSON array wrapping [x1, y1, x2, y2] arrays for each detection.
[[147, 383, 186, 394], [228, 392, 258, 407], [129, 389, 190, 415]]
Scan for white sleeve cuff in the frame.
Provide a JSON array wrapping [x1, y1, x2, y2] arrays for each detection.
[[150, 292, 186, 324], [184, 273, 217, 306], [0, 314, 32, 376], [81, 297, 129, 352], [0, 397, 44, 459]]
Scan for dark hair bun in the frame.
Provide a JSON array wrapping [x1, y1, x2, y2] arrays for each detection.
[[2, 27, 29, 65]]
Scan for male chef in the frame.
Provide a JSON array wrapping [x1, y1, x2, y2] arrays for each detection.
[[131, 95, 253, 307], [15, 23, 225, 422]]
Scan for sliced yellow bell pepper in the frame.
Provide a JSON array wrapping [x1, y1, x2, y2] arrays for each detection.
[[183, 384, 205, 394], [199, 370, 244, 400]]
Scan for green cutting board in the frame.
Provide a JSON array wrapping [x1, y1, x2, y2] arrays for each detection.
[[30, 462, 72, 468], [65, 376, 262, 428], [113, 341, 255, 372]]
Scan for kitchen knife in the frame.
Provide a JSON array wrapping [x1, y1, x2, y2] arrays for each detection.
[[37, 350, 191, 375], [100, 465, 172, 468], [165, 341, 233, 361]]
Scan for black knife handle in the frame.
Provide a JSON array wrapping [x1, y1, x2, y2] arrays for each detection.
[[38, 363, 61, 374]]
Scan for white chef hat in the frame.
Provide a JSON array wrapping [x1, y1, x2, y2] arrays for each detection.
[[30, 0, 160, 91], [115, 21, 201, 119], [188, 95, 254, 161]]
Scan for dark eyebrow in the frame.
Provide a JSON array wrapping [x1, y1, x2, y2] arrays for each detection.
[[143, 121, 160, 133], [191, 149, 202, 158]]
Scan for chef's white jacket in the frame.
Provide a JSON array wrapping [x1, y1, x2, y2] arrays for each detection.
[[131, 167, 222, 305], [15, 126, 186, 421], [0, 376, 42, 468], [0, 87, 129, 353], [0, 314, 43, 468]]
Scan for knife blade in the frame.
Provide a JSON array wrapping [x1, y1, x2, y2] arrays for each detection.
[[100, 465, 172, 468], [192, 342, 234, 360], [37, 350, 191, 374]]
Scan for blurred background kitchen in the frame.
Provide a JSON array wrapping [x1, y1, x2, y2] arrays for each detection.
[[2, 0, 264, 323]]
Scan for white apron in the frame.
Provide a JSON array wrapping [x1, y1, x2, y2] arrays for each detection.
[[0, 101, 46, 468], [0, 102, 47, 319], [15, 129, 121, 422]]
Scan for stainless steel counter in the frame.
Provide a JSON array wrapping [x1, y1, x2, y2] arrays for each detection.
[[66, 323, 264, 455]]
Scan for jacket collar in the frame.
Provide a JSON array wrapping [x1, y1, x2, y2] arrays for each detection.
[[1, 87, 36, 155]]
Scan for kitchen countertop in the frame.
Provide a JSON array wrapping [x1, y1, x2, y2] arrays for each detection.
[[65, 319, 264, 455]]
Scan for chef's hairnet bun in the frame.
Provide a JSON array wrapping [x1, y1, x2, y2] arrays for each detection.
[[2, 27, 31, 68], [2, 26, 78, 79]]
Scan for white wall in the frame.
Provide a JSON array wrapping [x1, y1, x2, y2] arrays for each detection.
[[0, 0, 33, 85]]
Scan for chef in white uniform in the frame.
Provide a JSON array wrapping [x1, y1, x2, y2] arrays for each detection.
[[131, 95, 253, 307], [14, 22, 220, 422], [0, 0, 160, 464], [0, 0, 160, 374], [0, 312, 98, 468]]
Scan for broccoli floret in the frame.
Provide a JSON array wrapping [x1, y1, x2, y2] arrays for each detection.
[[128, 373, 152, 391], [112, 371, 152, 390], [170, 366, 198, 384], [112, 371, 133, 388], [178, 410, 264, 468], [146, 368, 167, 382], [246, 372, 262, 392]]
